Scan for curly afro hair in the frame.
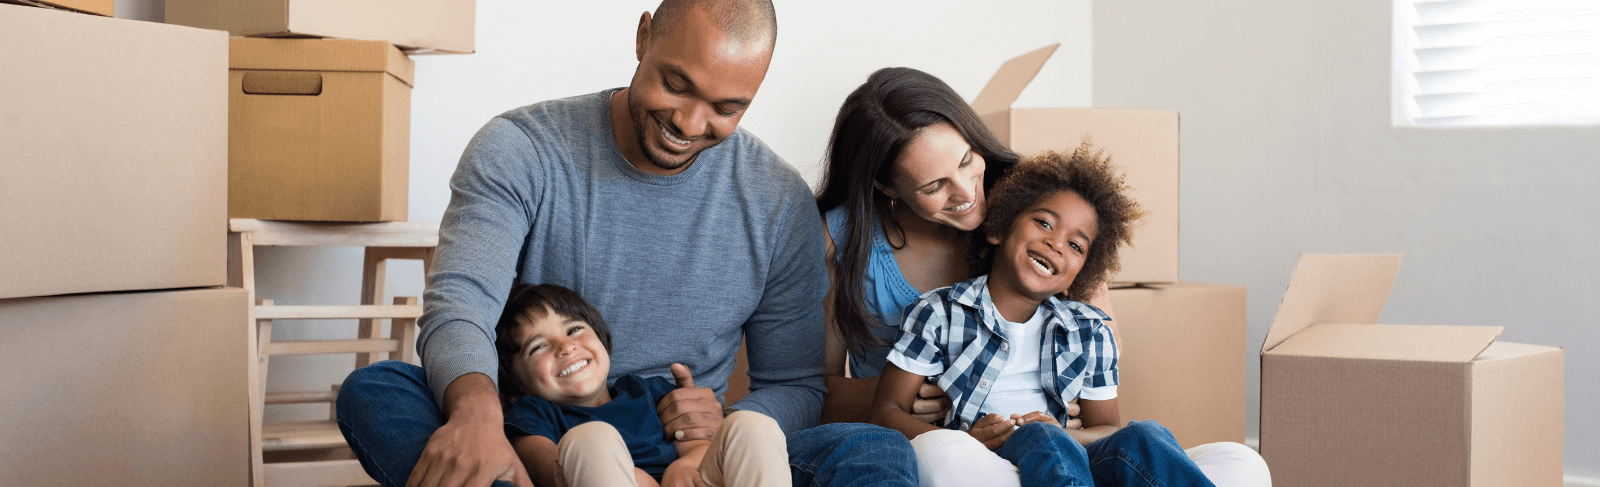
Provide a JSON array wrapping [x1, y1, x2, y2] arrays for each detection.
[[965, 141, 1145, 302]]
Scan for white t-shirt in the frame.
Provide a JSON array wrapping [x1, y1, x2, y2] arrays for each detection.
[[978, 305, 1051, 417]]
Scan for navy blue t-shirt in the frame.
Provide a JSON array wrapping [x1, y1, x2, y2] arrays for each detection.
[[505, 375, 679, 478]]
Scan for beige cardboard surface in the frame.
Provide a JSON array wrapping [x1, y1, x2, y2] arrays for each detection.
[[1110, 282, 1246, 448], [166, 0, 475, 54], [6, 0, 111, 15], [0, 288, 251, 485], [1261, 254, 1565, 487], [0, 5, 227, 300], [973, 45, 1180, 283], [229, 38, 412, 222]]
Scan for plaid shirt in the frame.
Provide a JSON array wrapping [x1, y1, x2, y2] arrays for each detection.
[[888, 275, 1119, 431]]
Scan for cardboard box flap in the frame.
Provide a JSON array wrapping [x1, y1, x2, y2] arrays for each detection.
[[970, 43, 1058, 117], [1270, 323, 1503, 362], [229, 37, 415, 87], [1263, 254, 1403, 353]]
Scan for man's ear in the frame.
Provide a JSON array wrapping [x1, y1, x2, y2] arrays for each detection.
[[635, 11, 652, 62]]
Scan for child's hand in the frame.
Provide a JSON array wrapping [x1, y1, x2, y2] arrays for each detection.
[[968, 413, 1018, 451], [660, 460, 705, 487], [1013, 411, 1061, 428]]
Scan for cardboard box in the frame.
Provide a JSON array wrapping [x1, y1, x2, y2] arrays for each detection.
[[229, 38, 413, 222], [0, 4, 227, 300], [0, 287, 251, 485], [971, 44, 1180, 284], [1110, 282, 1246, 448], [1260, 254, 1564, 487], [3, 0, 112, 16], [165, 0, 474, 54]]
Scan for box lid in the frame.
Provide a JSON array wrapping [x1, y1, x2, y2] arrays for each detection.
[[229, 37, 415, 87], [1263, 254, 1403, 353], [1270, 323, 1502, 362], [970, 43, 1058, 117]]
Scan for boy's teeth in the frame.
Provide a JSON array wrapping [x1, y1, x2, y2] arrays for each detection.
[[559, 360, 588, 377], [1031, 257, 1054, 276]]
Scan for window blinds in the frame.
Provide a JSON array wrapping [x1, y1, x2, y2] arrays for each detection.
[[1396, 0, 1600, 127]]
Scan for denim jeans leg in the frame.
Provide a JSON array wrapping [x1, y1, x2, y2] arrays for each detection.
[[336, 360, 447, 487], [995, 422, 1095, 487], [786, 422, 918, 487], [1085, 420, 1217, 487]]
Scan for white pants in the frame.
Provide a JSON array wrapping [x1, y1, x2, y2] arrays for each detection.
[[910, 429, 1271, 487], [557, 410, 790, 487]]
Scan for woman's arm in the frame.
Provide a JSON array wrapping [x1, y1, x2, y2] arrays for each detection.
[[1065, 398, 1122, 446], [511, 435, 564, 487], [820, 219, 949, 424]]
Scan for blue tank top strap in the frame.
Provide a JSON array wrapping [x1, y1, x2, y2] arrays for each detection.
[[823, 205, 928, 378]]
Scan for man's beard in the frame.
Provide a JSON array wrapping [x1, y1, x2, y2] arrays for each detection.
[[628, 91, 698, 172]]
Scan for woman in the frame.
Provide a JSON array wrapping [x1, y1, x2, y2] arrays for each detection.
[[814, 67, 1269, 487]]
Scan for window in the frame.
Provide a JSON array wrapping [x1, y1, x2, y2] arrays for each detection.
[[1393, 0, 1600, 127]]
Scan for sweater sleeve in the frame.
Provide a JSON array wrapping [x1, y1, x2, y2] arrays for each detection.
[[417, 117, 540, 405], [725, 187, 829, 435]]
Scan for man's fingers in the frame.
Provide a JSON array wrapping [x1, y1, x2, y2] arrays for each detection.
[[670, 425, 718, 442], [670, 363, 695, 389]]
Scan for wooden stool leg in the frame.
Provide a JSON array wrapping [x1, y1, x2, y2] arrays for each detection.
[[391, 297, 420, 364], [357, 249, 389, 368], [254, 297, 273, 487]]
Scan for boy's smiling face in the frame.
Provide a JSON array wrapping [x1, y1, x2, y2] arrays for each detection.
[[987, 190, 1099, 305], [509, 305, 612, 408]]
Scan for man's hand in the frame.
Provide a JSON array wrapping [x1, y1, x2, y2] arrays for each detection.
[[967, 413, 1017, 451], [408, 374, 533, 487], [909, 380, 952, 424], [657, 363, 723, 442]]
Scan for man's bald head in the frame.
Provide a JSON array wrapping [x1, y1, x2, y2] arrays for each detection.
[[650, 0, 777, 50]]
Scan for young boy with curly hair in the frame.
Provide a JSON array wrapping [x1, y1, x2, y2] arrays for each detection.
[[870, 144, 1215, 486], [493, 283, 789, 487]]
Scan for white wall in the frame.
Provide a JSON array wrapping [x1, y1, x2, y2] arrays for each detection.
[[1092, 0, 1600, 479]]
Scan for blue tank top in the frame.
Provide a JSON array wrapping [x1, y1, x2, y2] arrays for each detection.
[[824, 205, 925, 378]]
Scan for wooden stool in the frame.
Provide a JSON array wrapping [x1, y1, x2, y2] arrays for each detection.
[[228, 219, 438, 487]]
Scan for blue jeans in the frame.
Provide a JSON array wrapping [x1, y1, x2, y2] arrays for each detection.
[[995, 422, 1095, 486], [337, 361, 917, 487], [1085, 420, 1216, 487]]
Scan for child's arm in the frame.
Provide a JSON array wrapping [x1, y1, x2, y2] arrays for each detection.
[[1065, 398, 1122, 446], [511, 435, 565, 487], [871, 363, 1020, 450], [660, 440, 708, 487]]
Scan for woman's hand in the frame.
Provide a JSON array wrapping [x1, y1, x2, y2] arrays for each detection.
[[910, 380, 952, 424], [1063, 399, 1082, 429], [967, 413, 1017, 451]]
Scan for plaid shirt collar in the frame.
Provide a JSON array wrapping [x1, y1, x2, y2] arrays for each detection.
[[946, 275, 1112, 330]]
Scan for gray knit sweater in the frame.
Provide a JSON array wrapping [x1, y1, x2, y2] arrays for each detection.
[[418, 89, 827, 433]]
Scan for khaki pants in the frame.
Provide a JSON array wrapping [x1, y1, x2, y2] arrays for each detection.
[[557, 410, 790, 487]]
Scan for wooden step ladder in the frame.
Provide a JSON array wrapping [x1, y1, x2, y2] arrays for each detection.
[[228, 219, 439, 487]]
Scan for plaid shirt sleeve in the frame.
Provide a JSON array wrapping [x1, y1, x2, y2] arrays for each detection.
[[886, 293, 949, 377], [1077, 319, 1120, 400]]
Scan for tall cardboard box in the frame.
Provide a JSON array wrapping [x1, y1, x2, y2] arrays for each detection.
[[1260, 254, 1564, 487], [8, 0, 112, 16], [229, 38, 413, 222], [166, 0, 474, 54], [971, 44, 1180, 284], [1110, 282, 1247, 448], [0, 4, 227, 300], [0, 287, 251, 485]]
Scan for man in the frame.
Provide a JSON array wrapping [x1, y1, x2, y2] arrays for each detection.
[[335, 1, 917, 486]]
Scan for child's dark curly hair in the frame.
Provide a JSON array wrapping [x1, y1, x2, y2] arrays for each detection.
[[965, 141, 1145, 301], [493, 283, 612, 409]]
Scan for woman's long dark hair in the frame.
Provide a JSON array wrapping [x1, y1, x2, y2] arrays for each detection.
[[815, 67, 1018, 356]]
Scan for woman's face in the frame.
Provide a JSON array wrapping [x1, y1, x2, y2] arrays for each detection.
[[880, 123, 988, 231]]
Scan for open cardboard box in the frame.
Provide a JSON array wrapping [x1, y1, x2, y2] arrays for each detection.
[[2, 0, 112, 16], [1260, 254, 1563, 487], [971, 44, 1180, 284], [165, 0, 474, 54], [0, 4, 227, 300], [228, 38, 413, 222], [1111, 282, 1246, 448]]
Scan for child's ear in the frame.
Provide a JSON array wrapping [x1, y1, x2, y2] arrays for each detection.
[[986, 231, 1001, 245]]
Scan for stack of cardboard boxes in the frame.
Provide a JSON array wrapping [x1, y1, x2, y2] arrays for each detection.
[[972, 44, 1249, 449], [166, 0, 474, 222], [0, 5, 248, 485]]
